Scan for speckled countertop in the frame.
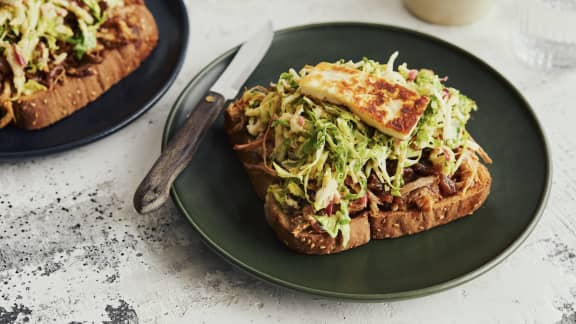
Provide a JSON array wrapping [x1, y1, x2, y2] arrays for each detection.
[[1, 0, 576, 323]]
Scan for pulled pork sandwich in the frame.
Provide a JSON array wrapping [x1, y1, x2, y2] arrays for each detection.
[[0, 0, 158, 129], [225, 53, 492, 255]]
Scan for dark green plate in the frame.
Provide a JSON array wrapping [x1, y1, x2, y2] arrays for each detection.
[[164, 23, 551, 301]]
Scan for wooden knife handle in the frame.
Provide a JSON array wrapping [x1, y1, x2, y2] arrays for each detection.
[[133, 91, 226, 214]]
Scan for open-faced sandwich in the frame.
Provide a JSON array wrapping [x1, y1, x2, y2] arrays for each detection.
[[225, 53, 492, 255], [0, 0, 158, 130]]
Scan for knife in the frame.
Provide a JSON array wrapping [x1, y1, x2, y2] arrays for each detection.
[[133, 22, 274, 214]]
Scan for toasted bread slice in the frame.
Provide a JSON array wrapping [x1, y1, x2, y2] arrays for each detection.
[[227, 99, 373, 254], [225, 93, 491, 255], [260, 159, 489, 254], [369, 161, 491, 239], [5, 3, 158, 130], [265, 193, 371, 255]]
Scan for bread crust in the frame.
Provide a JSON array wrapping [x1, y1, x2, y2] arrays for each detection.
[[225, 96, 492, 255], [369, 162, 491, 239], [265, 193, 371, 255], [8, 3, 159, 130]]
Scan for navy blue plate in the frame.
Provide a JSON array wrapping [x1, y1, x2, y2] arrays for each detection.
[[0, 0, 189, 159]]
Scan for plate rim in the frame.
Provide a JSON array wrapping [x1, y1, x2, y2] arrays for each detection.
[[164, 22, 552, 301], [0, 0, 190, 159]]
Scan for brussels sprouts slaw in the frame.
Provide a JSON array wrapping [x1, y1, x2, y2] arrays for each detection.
[[237, 53, 486, 245]]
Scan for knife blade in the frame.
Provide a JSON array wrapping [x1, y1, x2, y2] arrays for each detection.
[[211, 21, 274, 99], [134, 22, 274, 214]]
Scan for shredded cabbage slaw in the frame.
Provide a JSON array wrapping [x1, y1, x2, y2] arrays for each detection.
[[239, 53, 481, 245]]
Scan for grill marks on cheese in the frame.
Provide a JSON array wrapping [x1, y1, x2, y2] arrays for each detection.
[[299, 62, 430, 139]]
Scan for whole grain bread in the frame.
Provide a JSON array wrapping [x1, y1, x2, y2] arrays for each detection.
[[225, 98, 492, 255], [369, 162, 491, 239], [265, 193, 371, 255], [261, 161, 490, 254], [6, 3, 158, 130]]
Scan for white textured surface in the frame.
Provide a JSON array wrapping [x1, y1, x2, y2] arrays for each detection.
[[1, 0, 576, 323]]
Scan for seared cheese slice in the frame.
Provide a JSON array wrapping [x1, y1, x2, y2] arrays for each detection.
[[299, 62, 430, 139]]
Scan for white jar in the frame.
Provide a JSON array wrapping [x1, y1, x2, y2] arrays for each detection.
[[404, 0, 494, 25]]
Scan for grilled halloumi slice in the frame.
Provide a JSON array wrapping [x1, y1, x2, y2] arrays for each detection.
[[299, 62, 430, 139]]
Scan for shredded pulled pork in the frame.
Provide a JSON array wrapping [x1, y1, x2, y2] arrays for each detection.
[[400, 176, 436, 196], [456, 155, 481, 194], [406, 186, 442, 212], [362, 152, 481, 214], [349, 195, 368, 214]]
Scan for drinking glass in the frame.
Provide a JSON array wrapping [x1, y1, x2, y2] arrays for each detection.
[[513, 0, 576, 69]]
